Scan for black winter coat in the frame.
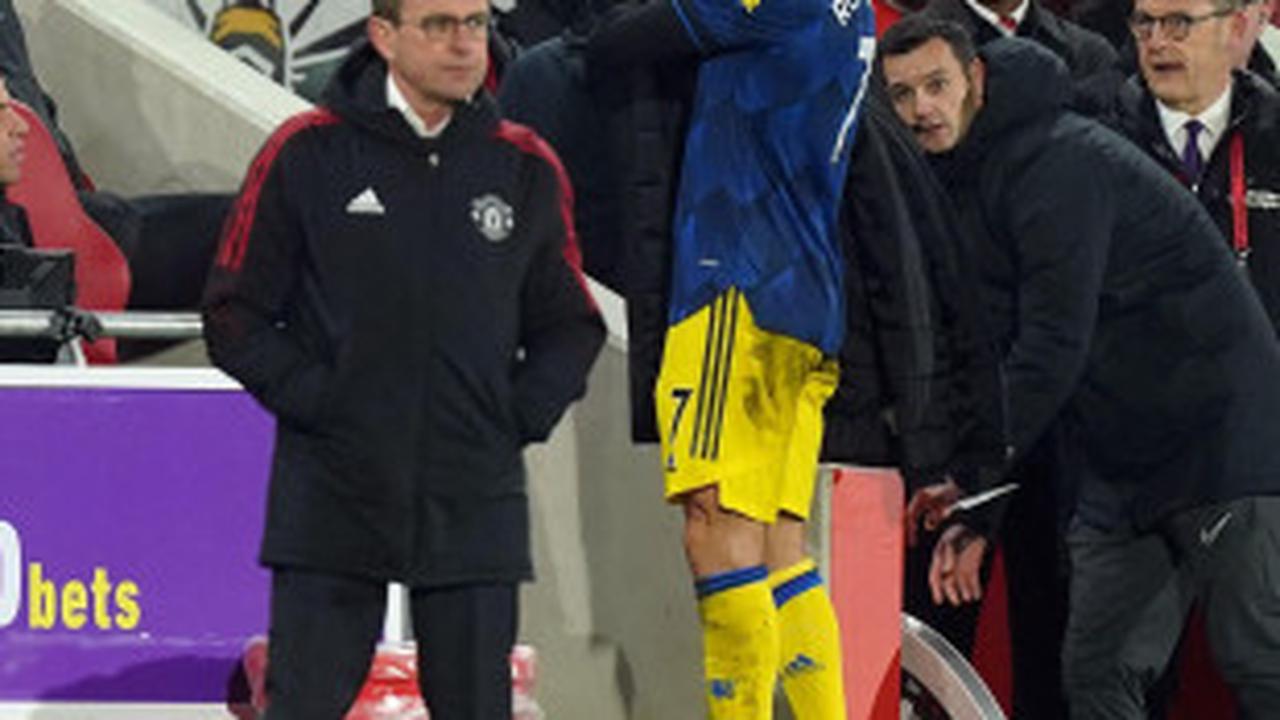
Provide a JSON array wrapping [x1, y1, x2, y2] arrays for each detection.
[[1113, 71, 1280, 336], [934, 39, 1280, 531], [203, 43, 604, 585]]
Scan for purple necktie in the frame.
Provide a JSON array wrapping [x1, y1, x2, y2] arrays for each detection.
[[1182, 119, 1205, 185]]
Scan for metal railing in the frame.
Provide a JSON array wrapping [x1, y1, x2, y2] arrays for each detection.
[[0, 309, 202, 340], [0, 309, 203, 366]]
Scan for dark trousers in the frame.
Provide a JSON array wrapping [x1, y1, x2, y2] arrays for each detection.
[[1063, 496, 1280, 720], [1001, 464, 1069, 720], [263, 567, 517, 720]]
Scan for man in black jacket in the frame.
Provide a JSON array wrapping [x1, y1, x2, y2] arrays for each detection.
[[906, 5, 1113, 716], [1114, 0, 1280, 335], [202, 0, 604, 717], [882, 17, 1280, 718]]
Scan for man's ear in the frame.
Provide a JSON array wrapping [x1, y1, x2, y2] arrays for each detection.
[[368, 15, 395, 62], [968, 57, 987, 109], [1228, 6, 1251, 43]]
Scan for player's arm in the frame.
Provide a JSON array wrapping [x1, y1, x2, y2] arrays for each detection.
[[1001, 141, 1114, 467], [588, 0, 823, 66], [586, 1, 700, 66]]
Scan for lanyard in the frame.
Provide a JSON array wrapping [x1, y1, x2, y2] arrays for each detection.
[[1231, 132, 1249, 265]]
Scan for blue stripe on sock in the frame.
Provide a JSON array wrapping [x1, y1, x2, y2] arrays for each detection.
[[695, 565, 768, 599], [772, 569, 823, 608]]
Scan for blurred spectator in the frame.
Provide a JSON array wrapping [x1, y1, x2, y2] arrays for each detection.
[[0, 0, 233, 341], [499, 0, 622, 290], [0, 0, 145, 262], [0, 74, 29, 246]]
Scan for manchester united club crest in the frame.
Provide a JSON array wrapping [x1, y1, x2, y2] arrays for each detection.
[[470, 194, 515, 243]]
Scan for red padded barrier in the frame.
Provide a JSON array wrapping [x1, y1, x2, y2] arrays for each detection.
[[829, 467, 904, 720], [971, 549, 1013, 716]]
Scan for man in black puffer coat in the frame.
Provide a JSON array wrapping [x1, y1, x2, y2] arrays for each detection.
[[882, 17, 1280, 718], [202, 0, 604, 716]]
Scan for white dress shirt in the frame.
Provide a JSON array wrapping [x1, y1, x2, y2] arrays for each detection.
[[1261, 25, 1280, 67], [1156, 83, 1233, 166], [387, 73, 450, 139]]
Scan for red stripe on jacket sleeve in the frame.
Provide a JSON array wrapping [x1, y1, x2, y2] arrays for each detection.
[[216, 109, 341, 272], [493, 120, 598, 311]]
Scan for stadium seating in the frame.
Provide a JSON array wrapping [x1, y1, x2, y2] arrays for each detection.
[[7, 100, 129, 364]]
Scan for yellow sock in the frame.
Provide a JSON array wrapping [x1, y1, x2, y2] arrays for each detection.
[[696, 566, 779, 720], [769, 558, 847, 719]]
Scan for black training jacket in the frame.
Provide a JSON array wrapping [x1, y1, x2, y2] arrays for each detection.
[[203, 42, 604, 585]]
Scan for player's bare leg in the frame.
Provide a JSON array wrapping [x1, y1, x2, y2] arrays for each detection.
[[682, 485, 778, 719]]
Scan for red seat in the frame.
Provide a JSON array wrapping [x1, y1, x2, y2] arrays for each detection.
[[7, 100, 129, 363], [240, 636, 542, 718]]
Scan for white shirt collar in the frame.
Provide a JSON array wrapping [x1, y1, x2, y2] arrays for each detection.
[[1155, 81, 1232, 163], [1261, 25, 1280, 65], [386, 73, 450, 139], [965, 0, 1029, 36]]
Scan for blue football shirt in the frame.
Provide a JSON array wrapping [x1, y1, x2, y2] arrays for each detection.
[[667, 0, 876, 354]]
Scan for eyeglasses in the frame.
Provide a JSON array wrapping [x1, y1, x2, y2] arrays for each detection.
[[1129, 8, 1236, 41], [403, 12, 491, 40]]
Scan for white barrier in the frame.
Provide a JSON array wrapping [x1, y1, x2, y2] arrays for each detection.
[[15, 0, 308, 194]]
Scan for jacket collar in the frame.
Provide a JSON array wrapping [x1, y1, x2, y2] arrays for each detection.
[[323, 41, 498, 148], [1122, 70, 1272, 165]]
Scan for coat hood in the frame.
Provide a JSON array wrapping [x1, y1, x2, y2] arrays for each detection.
[[321, 40, 499, 146], [959, 37, 1071, 156]]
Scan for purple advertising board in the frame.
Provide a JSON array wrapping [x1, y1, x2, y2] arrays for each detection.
[[0, 369, 274, 703]]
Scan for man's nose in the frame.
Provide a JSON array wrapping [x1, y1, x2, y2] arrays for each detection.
[[913, 96, 936, 122]]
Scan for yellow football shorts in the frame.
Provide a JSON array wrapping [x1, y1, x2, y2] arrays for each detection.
[[655, 288, 838, 523]]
